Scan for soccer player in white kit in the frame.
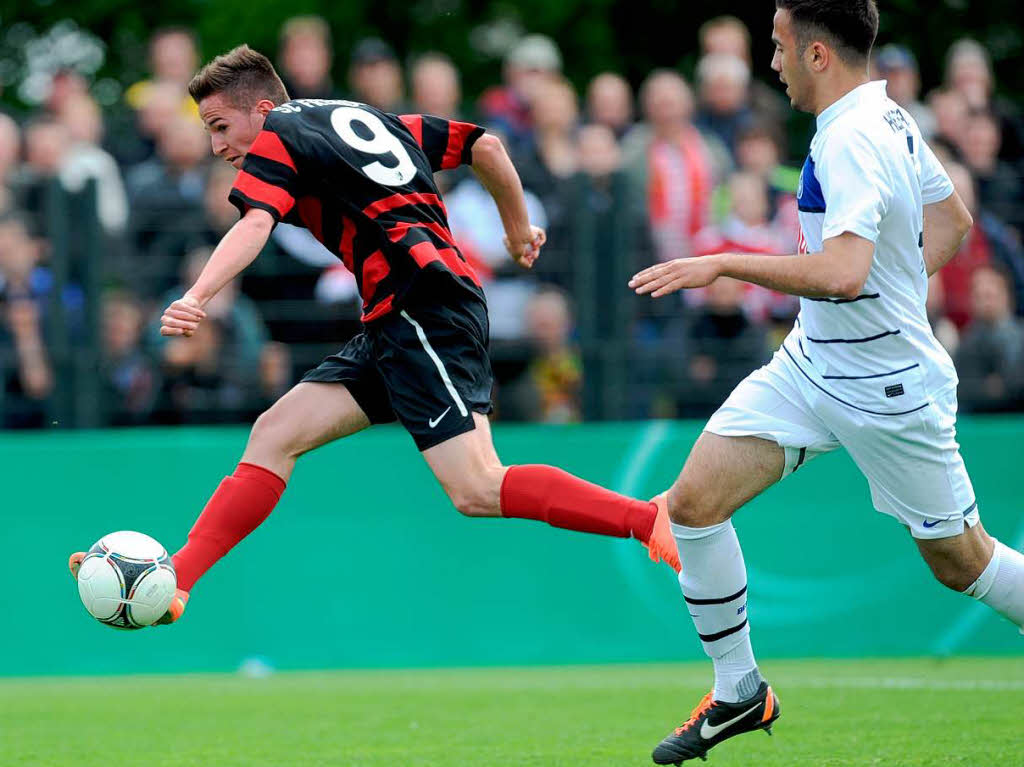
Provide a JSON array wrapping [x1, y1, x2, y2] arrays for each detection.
[[630, 1, 1024, 763]]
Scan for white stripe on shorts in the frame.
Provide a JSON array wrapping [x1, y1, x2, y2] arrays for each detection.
[[400, 310, 469, 417]]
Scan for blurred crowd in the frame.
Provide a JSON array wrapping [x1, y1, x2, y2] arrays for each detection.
[[2, 17, 1024, 430]]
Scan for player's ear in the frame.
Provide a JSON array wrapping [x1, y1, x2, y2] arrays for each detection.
[[254, 99, 276, 118], [808, 41, 829, 73]]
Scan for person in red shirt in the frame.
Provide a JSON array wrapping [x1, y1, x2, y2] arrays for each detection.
[[67, 45, 679, 623]]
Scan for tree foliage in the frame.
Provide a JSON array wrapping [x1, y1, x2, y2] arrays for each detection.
[[3, 0, 1022, 109]]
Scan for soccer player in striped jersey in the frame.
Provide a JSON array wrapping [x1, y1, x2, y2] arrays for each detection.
[[631, 1, 1024, 763], [68, 45, 680, 620]]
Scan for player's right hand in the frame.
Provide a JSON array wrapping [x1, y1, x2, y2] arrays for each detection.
[[505, 225, 546, 269], [160, 295, 206, 337]]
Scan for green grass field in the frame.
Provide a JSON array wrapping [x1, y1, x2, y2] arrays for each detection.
[[3, 658, 1022, 766]]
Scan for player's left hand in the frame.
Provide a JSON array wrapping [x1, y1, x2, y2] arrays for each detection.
[[505, 226, 546, 269], [629, 256, 723, 297]]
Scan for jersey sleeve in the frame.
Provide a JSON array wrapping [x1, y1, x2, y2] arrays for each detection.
[[229, 123, 300, 221], [398, 114, 485, 172], [918, 137, 954, 205], [817, 128, 892, 244]]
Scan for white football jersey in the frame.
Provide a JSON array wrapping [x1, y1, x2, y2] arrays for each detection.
[[787, 80, 957, 412]]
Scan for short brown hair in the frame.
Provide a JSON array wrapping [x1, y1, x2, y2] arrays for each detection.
[[188, 44, 289, 108], [776, 0, 879, 65]]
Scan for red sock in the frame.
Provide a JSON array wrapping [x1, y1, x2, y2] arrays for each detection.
[[499, 464, 656, 541], [171, 462, 286, 592]]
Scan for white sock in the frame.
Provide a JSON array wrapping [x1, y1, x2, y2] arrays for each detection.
[[672, 519, 763, 702], [964, 540, 1024, 632]]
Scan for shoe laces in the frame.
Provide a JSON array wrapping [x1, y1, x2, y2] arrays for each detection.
[[674, 691, 716, 736]]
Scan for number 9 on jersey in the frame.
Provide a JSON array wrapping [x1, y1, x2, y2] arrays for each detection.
[[331, 106, 416, 187]]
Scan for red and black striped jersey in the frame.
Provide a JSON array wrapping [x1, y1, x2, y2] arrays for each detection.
[[229, 98, 486, 322]]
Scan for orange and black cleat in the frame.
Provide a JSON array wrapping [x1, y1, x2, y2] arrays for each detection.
[[154, 589, 190, 625], [642, 493, 681, 573], [652, 682, 780, 764], [68, 551, 189, 626], [68, 551, 86, 580]]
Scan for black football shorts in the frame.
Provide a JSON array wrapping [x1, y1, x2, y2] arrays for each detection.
[[300, 295, 493, 451]]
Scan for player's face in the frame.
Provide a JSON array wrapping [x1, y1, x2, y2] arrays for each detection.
[[771, 9, 811, 113], [198, 93, 266, 170]]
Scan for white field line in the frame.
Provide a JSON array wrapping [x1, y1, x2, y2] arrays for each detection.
[[790, 676, 1024, 691]]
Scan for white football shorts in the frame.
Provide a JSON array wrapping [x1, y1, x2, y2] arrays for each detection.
[[704, 343, 978, 539]]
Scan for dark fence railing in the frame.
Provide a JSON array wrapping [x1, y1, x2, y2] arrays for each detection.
[[3, 175, 1023, 430]]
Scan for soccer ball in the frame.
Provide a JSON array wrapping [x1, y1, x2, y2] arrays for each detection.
[[77, 531, 177, 630]]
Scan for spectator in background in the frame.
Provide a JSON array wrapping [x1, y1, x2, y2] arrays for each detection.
[[577, 123, 622, 178], [129, 114, 210, 262], [109, 29, 200, 167], [478, 34, 563, 150], [348, 38, 407, 113], [259, 341, 292, 407], [54, 94, 129, 236], [522, 287, 582, 423], [101, 290, 159, 425], [937, 163, 1024, 330], [148, 27, 199, 89], [662, 275, 768, 418], [278, 16, 338, 100], [874, 45, 935, 139], [585, 72, 634, 139], [44, 68, 90, 118], [409, 53, 467, 194], [699, 16, 750, 62], [112, 81, 193, 168], [698, 15, 786, 127], [955, 265, 1024, 412], [694, 171, 794, 325], [199, 161, 239, 240], [928, 86, 969, 159], [498, 286, 582, 422], [513, 77, 580, 288], [622, 70, 716, 264], [0, 115, 20, 212], [411, 53, 462, 119], [732, 121, 800, 249], [958, 110, 1024, 235], [17, 116, 68, 233], [124, 27, 200, 121], [0, 212, 53, 428], [148, 247, 272, 424], [126, 115, 211, 296], [945, 39, 1024, 162], [695, 53, 753, 159]]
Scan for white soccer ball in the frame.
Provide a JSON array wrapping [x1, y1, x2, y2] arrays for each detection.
[[77, 531, 177, 630]]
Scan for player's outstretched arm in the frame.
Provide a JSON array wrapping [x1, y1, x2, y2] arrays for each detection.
[[469, 132, 545, 268], [160, 208, 275, 337], [629, 232, 875, 300], [922, 191, 973, 277]]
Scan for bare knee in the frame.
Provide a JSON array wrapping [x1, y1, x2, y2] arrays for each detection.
[[248, 407, 304, 461], [446, 465, 505, 518], [926, 557, 979, 592], [923, 549, 988, 592], [449, 489, 490, 517], [918, 526, 994, 593], [667, 477, 732, 527]]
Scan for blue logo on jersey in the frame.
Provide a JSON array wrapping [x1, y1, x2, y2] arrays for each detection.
[[922, 515, 952, 529], [798, 156, 826, 214]]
